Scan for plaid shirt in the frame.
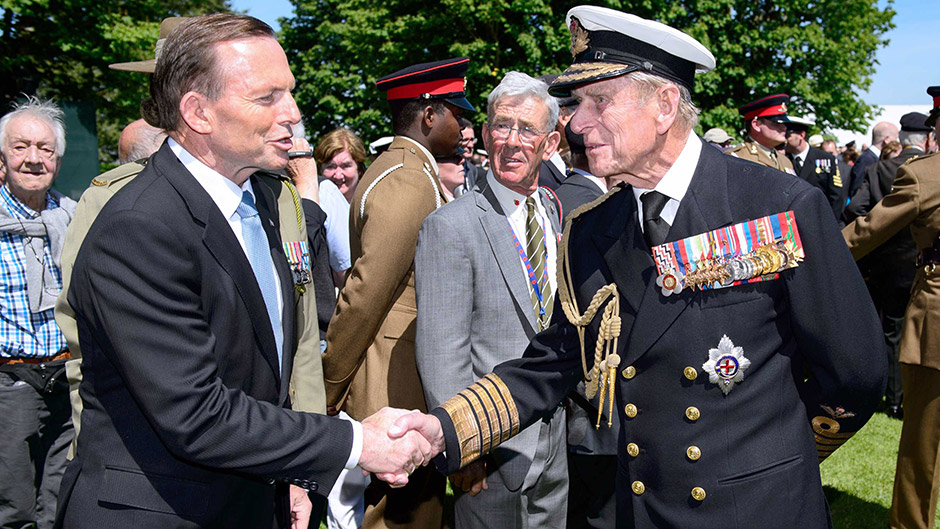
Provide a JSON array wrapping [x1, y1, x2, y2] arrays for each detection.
[[0, 184, 67, 359]]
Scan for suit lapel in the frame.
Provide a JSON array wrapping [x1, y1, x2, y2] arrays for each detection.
[[591, 187, 651, 314], [159, 153, 282, 383], [478, 186, 538, 335], [624, 146, 735, 364], [252, 175, 295, 383]]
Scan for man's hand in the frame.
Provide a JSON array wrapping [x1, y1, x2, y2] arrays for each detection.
[[388, 411, 446, 455], [449, 459, 488, 496], [359, 408, 433, 488], [288, 484, 312, 529], [286, 137, 319, 202]]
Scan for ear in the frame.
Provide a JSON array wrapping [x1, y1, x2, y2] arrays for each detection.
[[541, 130, 562, 161], [179, 91, 213, 134], [654, 84, 681, 134], [422, 105, 437, 129]]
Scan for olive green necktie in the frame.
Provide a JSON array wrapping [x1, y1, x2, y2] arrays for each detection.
[[525, 196, 552, 330]]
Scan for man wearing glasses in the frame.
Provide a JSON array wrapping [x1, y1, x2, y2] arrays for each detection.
[[414, 71, 568, 528]]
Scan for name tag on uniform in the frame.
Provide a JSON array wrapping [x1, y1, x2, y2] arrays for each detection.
[[651, 211, 805, 297]]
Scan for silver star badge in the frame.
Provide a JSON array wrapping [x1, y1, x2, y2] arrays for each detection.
[[702, 335, 751, 395]]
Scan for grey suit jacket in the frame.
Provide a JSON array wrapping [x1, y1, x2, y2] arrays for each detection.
[[414, 184, 563, 491]]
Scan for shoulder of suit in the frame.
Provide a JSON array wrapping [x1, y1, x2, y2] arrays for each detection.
[[564, 184, 625, 226], [89, 160, 147, 188], [902, 150, 940, 169]]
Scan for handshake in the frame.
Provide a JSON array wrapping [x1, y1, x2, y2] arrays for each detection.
[[357, 407, 446, 488]]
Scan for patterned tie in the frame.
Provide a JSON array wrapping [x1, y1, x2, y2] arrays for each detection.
[[641, 191, 670, 247], [236, 190, 283, 369], [525, 197, 552, 330]]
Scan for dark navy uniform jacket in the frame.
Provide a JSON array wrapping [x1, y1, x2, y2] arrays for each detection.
[[432, 140, 886, 529]]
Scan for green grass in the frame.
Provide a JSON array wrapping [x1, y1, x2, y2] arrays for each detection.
[[318, 412, 932, 528], [822, 411, 940, 528]]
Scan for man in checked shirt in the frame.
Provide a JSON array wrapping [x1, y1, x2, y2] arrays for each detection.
[[0, 96, 76, 529]]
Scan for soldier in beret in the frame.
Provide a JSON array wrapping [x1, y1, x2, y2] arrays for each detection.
[[843, 95, 940, 529], [727, 94, 797, 174], [321, 57, 473, 529], [391, 6, 886, 528]]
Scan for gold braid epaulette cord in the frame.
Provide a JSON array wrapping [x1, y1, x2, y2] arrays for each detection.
[[557, 187, 624, 429]]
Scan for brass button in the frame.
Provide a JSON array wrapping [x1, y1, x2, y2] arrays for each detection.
[[683, 366, 698, 380], [624, 403, 638, 418], [622, 366, 636, 379], [685, 406, 700, 421], [632, 481, 645, 495], [627, 443, 640, 457], [687, 446, 701, 461], [691, 487, 706, 501]]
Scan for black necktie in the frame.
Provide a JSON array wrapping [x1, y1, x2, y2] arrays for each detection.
[[793, 156, 803, 174], [641, 191, 670, 247]]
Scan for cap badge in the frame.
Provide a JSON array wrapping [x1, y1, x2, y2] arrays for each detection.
[[779, 103, 787, 113], [569, 18, 590, 57], [702, 335, 751, 395]]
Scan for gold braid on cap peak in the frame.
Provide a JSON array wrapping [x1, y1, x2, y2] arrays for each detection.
[[557, 187, 624, 429]]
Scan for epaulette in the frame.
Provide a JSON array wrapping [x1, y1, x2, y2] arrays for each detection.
[[90, 160, 148, 187], [358, 158, 441, 220], [903, 151, 940, 166]]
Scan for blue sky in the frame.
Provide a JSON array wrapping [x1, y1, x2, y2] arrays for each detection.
[[232, 0, 940, 106]]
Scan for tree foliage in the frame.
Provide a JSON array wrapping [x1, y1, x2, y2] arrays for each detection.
[[282, 0, 894, 143], [0, 0, 231, 161]]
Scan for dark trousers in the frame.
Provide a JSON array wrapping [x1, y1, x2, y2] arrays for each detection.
[[0, 362, 73, 529], [566, 453, 616, 529]]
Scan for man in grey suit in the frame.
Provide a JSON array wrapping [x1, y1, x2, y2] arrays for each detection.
[[414, 71, 568, 529]]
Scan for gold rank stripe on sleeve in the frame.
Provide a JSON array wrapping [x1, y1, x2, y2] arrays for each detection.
[[812, 415, 855, 461], [439, 374, 520, 469]]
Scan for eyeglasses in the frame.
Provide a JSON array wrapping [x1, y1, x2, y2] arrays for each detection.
[[487, 123, 548, 145]]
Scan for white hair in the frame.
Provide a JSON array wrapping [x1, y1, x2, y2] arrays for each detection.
[[899, 130, 927, 148], [625, 71, 700, 131], [0, 96, 67, 156], [486, 71, 560, 132]]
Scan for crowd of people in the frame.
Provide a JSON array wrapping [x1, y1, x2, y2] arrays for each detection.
[[1, 5, 938, 529]]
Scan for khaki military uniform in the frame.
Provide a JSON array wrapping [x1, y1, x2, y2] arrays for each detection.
[[55, 161, 326, 458], [843, 152, 940, 529], [726, 139, 796, 174], [322, 136, 447, 529]]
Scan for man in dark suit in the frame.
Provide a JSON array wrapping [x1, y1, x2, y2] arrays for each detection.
[[848, 121, 898, 198], [555, 121, 606, 220], [843, 112, 936, 419], [56, 14, 433, 529], [392, 6, 886, 528], [784, 115, 845, 220]]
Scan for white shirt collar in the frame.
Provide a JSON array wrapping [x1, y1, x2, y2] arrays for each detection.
[[868, 145, 881, 157], [168, 137, 254, 219], [549, 152, 566, 175], [632, 131, 703, 229], [398, 136, 439, 176], [795, 143, 810, 163], [487, 170, 538, 214]]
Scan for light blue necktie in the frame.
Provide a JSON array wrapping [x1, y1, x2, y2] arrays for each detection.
[[236, 190, 283, 370]]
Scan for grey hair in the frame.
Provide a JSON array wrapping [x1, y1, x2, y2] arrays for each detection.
[[486, 71, 559, 132], [899, 130, 927, 148], [0, 96, 67, 156], [624, 71, 700, 131]]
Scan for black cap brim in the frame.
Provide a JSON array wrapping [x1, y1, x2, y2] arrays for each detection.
[[925, 108, 939, 128], [445, 96, 475, 112], [763, 115, 790, 124]]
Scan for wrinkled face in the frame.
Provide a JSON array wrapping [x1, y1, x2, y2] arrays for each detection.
[[1, 114, 60, 202], [323, 148, 360, 202], [570, 76, 660, 186], [750, 117, 787, 148], [200, 37, 300, 180], [483, 95, 558, 194], [459, 126, 475, 160], [437, 155, 465, 193]]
